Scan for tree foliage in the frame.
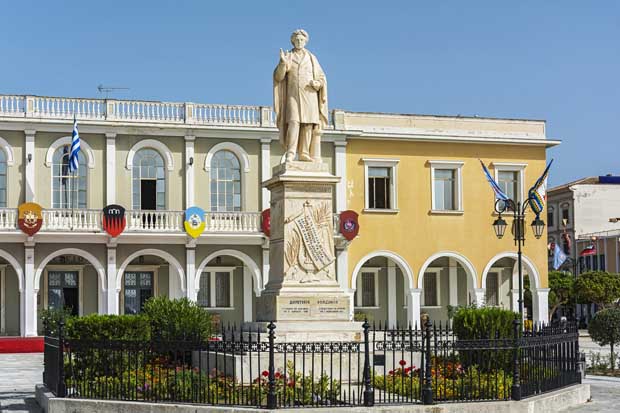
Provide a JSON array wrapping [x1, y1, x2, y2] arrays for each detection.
[[548, 271, 575, 320], [574, 271, 620, 308], [588, 308, 620, 370]]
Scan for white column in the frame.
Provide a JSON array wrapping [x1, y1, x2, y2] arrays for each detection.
[[474, 288, 485, 308], [243, 266, 253, 322], [511, 289, 519, 312], [24, 246, 37, 336], [260, 138, 271, 210], [24, 130, 36, 202], [533, 288, 550, 324], [262, 246, 270, 289], [336, 247, 349, 291], [407, 288, 422, 329], [185, 135, 195, 208], [448, 258, 458, 306], [186, 246, 196, 301], [334, 140, 347, 212], [105, 133, 116, 205], [106, 245, 118, 314], [387, 262, 397, 328]]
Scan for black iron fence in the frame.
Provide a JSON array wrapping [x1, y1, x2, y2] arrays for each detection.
[[43, 320, 581, 409]]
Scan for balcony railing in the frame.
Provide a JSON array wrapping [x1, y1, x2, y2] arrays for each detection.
[[0, 208, 264, 235], [0, 94, 337, 128], [0, 94, 278, 127]]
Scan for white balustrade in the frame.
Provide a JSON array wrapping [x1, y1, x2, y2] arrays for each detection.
[[193, 104, 261, 126], [0, 96, 25, 116], [32, 97, 105, 120], [126, 210, 183, 232], [41, 209, 102, 231], [0, 208, 17, 230], [204, 211, 261, 232], [0, 94, 282, 127], [112, 100, 184, 123]]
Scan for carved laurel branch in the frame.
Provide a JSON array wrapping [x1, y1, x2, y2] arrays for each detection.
[[312, 202, 331, 228], [285, 228, 301, 267]]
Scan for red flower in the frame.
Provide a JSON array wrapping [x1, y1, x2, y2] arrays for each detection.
[[404, 367, 411, 374], [399, 360, 407, 366], [275, 372, 282, 379], [262, 370, 269, 377], [388, 370, 394, 375], [287, 380, 295, 388]]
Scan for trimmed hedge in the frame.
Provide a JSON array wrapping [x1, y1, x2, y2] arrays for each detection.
[[452, 307, 519, 339], [59, 297, 212, 341]]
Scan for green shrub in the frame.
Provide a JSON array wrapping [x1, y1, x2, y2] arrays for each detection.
[[143, 296, 213, 340], [65, 313, 150, 341], [588, 308, 620, 371], [40, 307, 72, 334], [452, 307, 519, 340]]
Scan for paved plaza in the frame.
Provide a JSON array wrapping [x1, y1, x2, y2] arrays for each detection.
[[0, 349, 619, 412]]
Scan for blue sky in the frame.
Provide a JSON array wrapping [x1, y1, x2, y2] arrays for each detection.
[[1, 1, 618, 186]]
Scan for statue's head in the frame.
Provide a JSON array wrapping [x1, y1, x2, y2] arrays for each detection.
[[290, 29, 309, 50]]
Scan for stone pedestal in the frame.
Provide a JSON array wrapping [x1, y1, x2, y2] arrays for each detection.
[[256, 161, 353, 338]]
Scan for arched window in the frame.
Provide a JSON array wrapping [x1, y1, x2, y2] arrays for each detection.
[[210, 150, 241, 211], [132, 149, 165, 210], [0, 150, 6, 207], [52, 145, 87, 209]]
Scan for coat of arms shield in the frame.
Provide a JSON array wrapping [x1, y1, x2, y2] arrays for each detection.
[[339, 210, 359, 241], [102, 204, 126, 237], [184, 206, 205, 239], [18, 202, 43, 236], [261, 209, 271, 237]]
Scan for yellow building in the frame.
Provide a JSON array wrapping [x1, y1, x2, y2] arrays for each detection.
[[340, 111, 557, 327]]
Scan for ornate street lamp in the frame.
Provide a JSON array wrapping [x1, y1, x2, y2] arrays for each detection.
[[531, 217, 546, 239], [493, 216, 508, 239]]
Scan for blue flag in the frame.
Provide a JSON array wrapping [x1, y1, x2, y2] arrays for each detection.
[[552, 243, 567, 270], [68, 117, 81, 173], [479, 160, 509, 201]]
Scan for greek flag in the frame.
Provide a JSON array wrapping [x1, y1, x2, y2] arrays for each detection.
[[479, 160, 509, 201], [69, 117, 81, 173], [551, 242, 567, 270]]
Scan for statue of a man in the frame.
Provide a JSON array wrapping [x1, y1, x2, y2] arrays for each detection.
[[274, 29, 328, 163]]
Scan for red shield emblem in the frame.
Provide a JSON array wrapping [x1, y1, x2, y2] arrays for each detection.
[[261, 209, 271, 237], [339, 210, 359, 241], [18, 202, 43, 236], [102, 204, 126, 237]]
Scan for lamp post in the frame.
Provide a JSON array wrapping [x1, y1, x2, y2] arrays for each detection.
[[492, 198, 546, 325], [493, 197, 545, 402]]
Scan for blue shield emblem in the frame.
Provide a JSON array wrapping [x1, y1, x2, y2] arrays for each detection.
[[184, 206, 205, 238]]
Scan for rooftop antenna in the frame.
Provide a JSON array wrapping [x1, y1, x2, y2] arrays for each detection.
[[97, 84, 130, 99]]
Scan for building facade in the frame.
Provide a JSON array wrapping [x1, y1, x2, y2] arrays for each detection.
[[0, 95, 557, 336], [547, 175, 620, 274]]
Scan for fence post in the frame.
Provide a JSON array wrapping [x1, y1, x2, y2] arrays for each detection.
[[422, 319, 433, 405], [511, 319, 521, 401], [267, 321, 277, 409], [362, 319, 374, 406], [57, 320, 66, 397]]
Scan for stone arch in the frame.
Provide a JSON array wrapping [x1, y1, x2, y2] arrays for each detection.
[[34, 248, 106, 292], [481, 252, 541, 290], [126, 139, 174, 171], [0, 248, 24, 292], [351, 250, 415, 291], [116, 249, 185, 291], [45, 136, 95, 169], [204, 142, 250, 173], [0, 137, 15, 166], [417, 251, 478, 289], [195, 249, 262, 296]]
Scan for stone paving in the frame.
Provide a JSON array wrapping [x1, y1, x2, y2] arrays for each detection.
[[560, 376, 620, 413], [0, 353, 43, 412]]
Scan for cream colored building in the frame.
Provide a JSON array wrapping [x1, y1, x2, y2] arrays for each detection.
[[0, 95, 558, 336]]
